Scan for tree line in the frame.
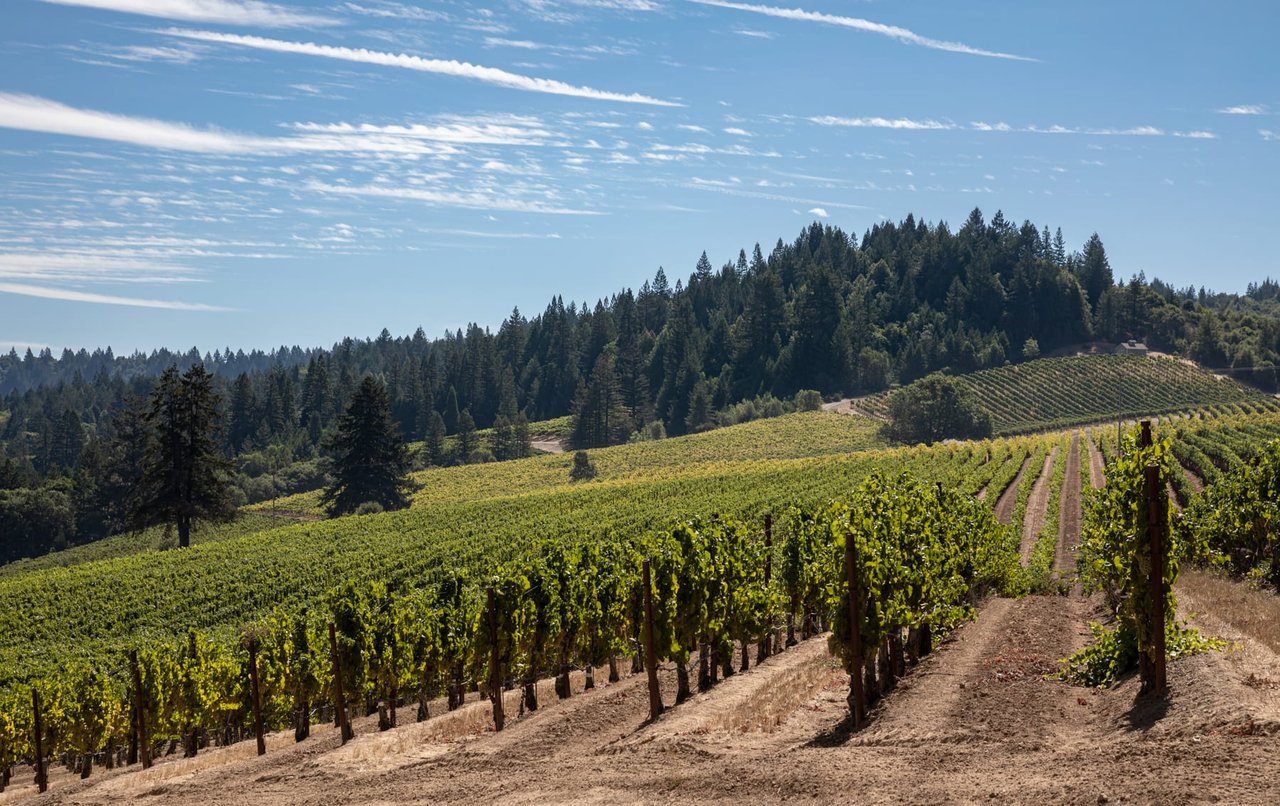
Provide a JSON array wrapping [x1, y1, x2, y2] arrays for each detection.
[[3, 209, 1279, 559]]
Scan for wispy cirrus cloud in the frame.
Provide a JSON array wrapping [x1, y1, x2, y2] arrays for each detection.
[[0, 93, 546, 155], [0, 282, 231, 311], [305, 181, 605, 215], [812, 115, 953, 131], [811, 114, 1217, 139], [39, 0, 335, 27], [162, 29, 682, 106], [1217, 104, 1267, 115], [689, 0, 1035, 61]]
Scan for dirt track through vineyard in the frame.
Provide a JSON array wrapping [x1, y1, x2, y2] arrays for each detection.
[[1083, 429, 1105, 489], [1052, 435, 1082, 575], [19, 428, 1280, 805], [993, 453, 1031, 525], [1018, 446, 1058, 565]]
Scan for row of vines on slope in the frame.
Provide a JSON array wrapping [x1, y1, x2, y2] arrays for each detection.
[[0, 471, 1021, 790]]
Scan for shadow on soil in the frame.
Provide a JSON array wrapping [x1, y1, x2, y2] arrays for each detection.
[[1122, 692, 1171, 731]]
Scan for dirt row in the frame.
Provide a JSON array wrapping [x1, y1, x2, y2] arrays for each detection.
[[1018, 446, 1059, 564]]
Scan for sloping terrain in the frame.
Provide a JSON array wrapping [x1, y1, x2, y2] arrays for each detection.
[[860, 354, 1279, 435]]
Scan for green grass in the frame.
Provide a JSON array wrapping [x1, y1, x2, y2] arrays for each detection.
[[863, 354, 1278, 435]]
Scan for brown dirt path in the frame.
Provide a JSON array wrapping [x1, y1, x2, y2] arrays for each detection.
[[1084, 428, 1105, 489], [1182, 465, 1205, 494], [993, 453, 1031, 525], [29, 591, 1280, 806], [1053, 434, 1082, 576], [1019, 446, 1058, 565]]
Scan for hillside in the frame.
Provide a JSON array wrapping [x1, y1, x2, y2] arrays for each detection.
[[8, 410, 1280, 805], [0, 410, 905, 682], [859, 354, 1280, 435]]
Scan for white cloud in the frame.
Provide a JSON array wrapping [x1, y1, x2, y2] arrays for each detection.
[[0, 251, 197, 284], [1217, 104, 1267, 115], [1261, 130, 1280, 142], [811, 114, 1217, 139], [305, 181, 605, 215], [637, 121, 655, 130], [0, 93, 548, 155], [811, 115, 954, 130], [484, 37, 545, 50], [287, 115, 557, 146], [808, 207, 828, 218], [676, 123, 709, 133], [164, 28, 682, 106], [723, 126, 751, 136], [732, 28, 774, 39], [689, 0, 1035, 61], [0, 282, 230, 311], [40, 0, 335, 27]]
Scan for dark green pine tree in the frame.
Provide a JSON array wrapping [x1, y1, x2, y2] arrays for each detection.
[[455, 408, 478, 464], [322, 375, 412, 517], [133, 365, 236, 548], [569, 354, 632, 449], [424, 410, 448, 467], [1076, 233, 1113, 311]]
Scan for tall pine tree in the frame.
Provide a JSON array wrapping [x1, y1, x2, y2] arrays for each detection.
[[322, 376, 411, 516], [133, 365, 235, 548]]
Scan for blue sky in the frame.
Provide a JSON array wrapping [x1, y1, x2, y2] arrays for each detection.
[[1, 0, 1277, 354]]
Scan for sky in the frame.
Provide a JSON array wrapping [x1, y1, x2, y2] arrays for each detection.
[[1, 1, 1278, 354]]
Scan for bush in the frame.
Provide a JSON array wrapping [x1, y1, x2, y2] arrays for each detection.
[[354, 501, 385, 516], [794, 389, 823, 411]]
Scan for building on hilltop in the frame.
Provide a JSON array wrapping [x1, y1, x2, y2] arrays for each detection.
[[1115, 340, 1149, 356]]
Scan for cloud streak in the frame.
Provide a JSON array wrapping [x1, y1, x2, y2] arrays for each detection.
[[1217, 104, 1267, 115], [811, 115, 1216, 139], [690, 0, 1035, 61], [0, 93, 540, 155], [40, 0, 335, 27], [305, 181, 605, 215], [163, 29, 683, 106], [0, 282, 230, 311]]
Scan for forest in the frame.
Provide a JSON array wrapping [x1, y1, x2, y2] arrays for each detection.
[[2, 209, 1279, 562]]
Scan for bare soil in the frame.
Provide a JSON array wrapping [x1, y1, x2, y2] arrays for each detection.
[[1083, 429, 1106, 489], [1019, 446, 1058, 564], [993, 453, 1032, 525], [1053, 435, 1082, 575]]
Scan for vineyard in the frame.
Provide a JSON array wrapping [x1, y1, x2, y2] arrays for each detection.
[[859, 354, 1279, 434], [3, 408, 1280, 802]]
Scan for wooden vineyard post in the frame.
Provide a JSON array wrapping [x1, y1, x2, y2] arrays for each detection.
[[487, 587, 505, 732], [642, 559, 664, 721], [130, 649, 151, 769], [248, 637, 266, 756], [328, 623, 353, 743], [845, 532, 866, 728], [759, 514, 773, 662], [1140, 420, 1152, 448], [32, 688, 47, 793], [1145, 462, 1168, 696]]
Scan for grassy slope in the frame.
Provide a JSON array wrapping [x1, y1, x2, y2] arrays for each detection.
[[861, 354, 1277, 434], [256, 410, 885, 515], [0, 411, 890, 680]]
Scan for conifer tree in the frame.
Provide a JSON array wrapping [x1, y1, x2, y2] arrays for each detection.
[[455, 408, 478, 464], [133, 365, 235, 548], [322, 376, 411, 517], [424, 410, 447, 467]]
